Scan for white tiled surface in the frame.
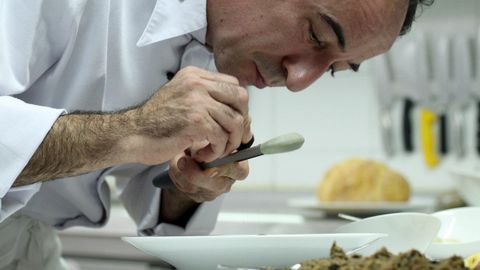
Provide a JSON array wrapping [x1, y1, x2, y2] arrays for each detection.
[[238, 0, 480, 192]]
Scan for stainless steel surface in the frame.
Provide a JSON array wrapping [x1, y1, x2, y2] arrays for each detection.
[[452, 112, 466, 158], [372, 53, 396, 157], [380, 112, 395, 157], [451, 35, 473, 158]]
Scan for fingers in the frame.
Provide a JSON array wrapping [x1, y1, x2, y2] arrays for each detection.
[[202, 76, 251, 152], [168, 66, 252, 161], [195, 103, 245, 161], [242, 116, 253, 144], [190, 77, 251, 161], [169, 154, 250, 203], [209, 161, 249, 181], [193, 114, 229, 162], [180, 66, 248, 116], [206, 80, 249, 117]]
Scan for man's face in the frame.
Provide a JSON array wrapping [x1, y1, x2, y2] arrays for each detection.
[[206, 0, 409, 92]]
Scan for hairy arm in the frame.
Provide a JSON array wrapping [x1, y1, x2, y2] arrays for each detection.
[[12, 66, 250, 226], [14, 110, 140, 186], [14, 67, 250, 187]]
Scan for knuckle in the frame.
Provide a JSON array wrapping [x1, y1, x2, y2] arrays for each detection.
[[233, 114, 244, 127], [237, 163, 249, 180], [188, 112, 205, 126], [182, 76, 203, 89], [182, 65, 199, 74]]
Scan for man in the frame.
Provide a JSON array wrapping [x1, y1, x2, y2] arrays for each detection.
[[0, 0, 432, 268]]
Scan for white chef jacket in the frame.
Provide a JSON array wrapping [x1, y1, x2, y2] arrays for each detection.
[[0, 0, 223, 236]]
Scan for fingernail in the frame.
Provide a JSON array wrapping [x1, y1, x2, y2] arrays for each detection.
[[177, 158, 187, 170], [209, 170, 219, 178]]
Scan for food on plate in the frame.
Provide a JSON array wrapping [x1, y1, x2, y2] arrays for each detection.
[[465, 253, 480, 270], [316, 158, 410, 202], [433, 236, 461, 244], [266, 243, 469, 270]]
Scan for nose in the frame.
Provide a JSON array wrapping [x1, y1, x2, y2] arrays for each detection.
[[282, 55, 331, 92]]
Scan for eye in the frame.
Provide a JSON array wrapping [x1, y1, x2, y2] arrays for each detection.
[[309, 24, 326, 49]]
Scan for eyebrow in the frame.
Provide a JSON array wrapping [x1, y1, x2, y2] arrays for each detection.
[[319, 13, 346, 51], [319, 13, 360, 73]]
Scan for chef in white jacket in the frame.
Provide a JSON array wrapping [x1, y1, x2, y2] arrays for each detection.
[[0, 0, 429, 268]]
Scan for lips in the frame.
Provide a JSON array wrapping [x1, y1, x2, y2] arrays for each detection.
[[254, 65, 267, 89]]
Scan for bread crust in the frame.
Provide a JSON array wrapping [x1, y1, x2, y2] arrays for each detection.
[[317, 158, 410, 202]]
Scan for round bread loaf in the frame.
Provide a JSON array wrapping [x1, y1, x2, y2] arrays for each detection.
[[316, 158, 410, 202]]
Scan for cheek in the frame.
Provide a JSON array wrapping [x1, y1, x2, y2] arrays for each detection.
[[213, 50, 252, 84]]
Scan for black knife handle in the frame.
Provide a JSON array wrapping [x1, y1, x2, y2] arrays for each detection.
[[235, 136, 255, 151], [402, 99, 415, 152], [439, 114, 448, 155]]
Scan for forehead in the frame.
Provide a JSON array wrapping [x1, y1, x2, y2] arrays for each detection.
[[317, 0, 409, 59]]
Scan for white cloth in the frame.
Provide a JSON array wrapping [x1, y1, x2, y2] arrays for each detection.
[[0, 214, 67, 270], [0, 0, 221, 237]]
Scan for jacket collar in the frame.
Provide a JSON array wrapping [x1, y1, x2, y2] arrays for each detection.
[[136, 0, 207, 47]]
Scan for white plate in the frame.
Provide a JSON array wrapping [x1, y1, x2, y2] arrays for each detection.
[[335, 213, 440, 255], [288, 197, 434, 216], [122, 233, 385, 270], [426, 207, 480, 259]]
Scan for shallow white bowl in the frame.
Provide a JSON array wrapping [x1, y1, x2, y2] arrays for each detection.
[[426, 207, 480, 259], [335, 212, 441, 255], [449, 168, 480, 206], [123, 233, 384, 270]]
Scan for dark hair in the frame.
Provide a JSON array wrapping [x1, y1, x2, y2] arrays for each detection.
[[400, 0, 434, 36]]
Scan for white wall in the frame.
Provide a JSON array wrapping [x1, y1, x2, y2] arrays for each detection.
[[238, 0, 480, 192]]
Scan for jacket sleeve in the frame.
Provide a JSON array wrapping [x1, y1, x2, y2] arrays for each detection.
[[0, 0, 87, 222], [112, 163, 223, 236]]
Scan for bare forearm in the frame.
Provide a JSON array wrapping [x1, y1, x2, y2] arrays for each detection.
[[14, 111, 136, 186]]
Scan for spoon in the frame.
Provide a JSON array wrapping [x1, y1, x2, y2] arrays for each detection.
[[201, 132, 305, 169], [153, 132, 305, 188]]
